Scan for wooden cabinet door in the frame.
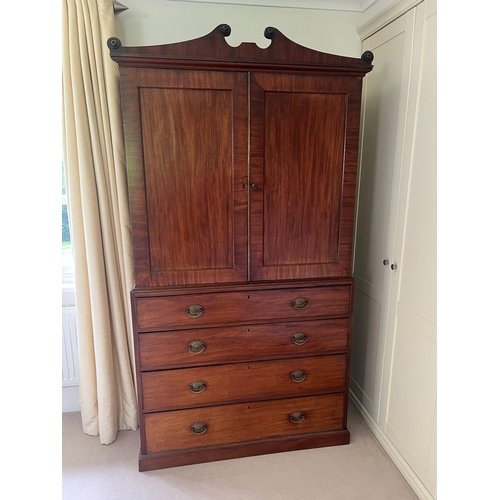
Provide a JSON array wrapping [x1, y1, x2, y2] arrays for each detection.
[[249, 73, 363, 281], [120, 69, 248, 287]]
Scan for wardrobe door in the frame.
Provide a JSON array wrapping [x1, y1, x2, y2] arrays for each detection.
[[350, 10, 416, 421], [120, 69, 248, 287], [249, 72, 363, 281], [383, 1, 437, 496]]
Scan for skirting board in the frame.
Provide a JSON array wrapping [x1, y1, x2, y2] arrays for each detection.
[[349, 390, 435, 500], [62, 385, 80, 413]]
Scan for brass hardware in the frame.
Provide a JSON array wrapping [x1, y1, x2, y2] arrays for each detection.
[[291, 370, 306, 383], [190, 422, 208, 435], [189, 380, 207, 393], [188, 340, 206, 354], [186, 304, 204, 318], [290, 411, 305, 423], [292, 332, 308, 345], [292, 297, 308, 310]]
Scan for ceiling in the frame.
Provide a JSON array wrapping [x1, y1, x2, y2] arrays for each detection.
[[168, 0, 380, 12]]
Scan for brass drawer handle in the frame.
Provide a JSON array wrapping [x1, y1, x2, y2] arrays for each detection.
[[190, 422, 208, 435], [292, 297, 308, 310], [292, 332, 308, 345], [189, 380, 207, 393], [188, 340, 206, 354], [186, 304, 204, 318], [291, 370, 306, 383], [290, 411, 305, 423]]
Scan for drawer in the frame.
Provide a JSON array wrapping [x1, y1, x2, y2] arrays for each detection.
[[141, 354, 346, 412], [135, 285, 351, 332], [144, 393, 345, 454], [138, 318, 349, 370]]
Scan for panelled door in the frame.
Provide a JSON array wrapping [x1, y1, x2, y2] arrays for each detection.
[[352, 2, 437, 497], [249, 72, 363, 281], [120, 67, 363, 287], [350, 10, 416, 420], [120, 68, 249, 287], [383, 1, 437, 495]]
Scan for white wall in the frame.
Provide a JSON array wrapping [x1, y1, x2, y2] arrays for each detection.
[[361, 0, 398, 23], [116, 0, 363, 57]]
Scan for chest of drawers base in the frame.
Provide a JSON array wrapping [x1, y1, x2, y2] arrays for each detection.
[[139, 428, 350, 472], [132, 279, 355, 471]]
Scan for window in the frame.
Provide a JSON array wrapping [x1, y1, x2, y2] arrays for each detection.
[[62, 160, 74, 286]]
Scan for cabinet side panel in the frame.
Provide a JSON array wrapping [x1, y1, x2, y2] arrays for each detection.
[[119, 67, 151, 285]]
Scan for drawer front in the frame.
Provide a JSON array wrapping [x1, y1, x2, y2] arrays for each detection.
[[144, 393, 345, 454], [138, 318, 349, 370], [142, 354, 346, 412], [135, 285, 351, 332]]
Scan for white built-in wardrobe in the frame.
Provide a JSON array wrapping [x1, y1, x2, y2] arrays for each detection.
[[351, 1, 437, 499]]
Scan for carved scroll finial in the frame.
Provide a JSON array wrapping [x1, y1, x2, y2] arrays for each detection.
[[219, 24, 231, 37], [264, 27, 277, 40], [107, 37, 122, 50], [361, 51, 374, 63]]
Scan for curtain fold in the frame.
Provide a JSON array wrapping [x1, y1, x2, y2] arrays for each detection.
[[62, 0, 138, 444]]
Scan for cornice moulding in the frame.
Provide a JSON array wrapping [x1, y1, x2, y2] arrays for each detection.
[[162, 0, 378, 13], [357, 0, 424, 40]]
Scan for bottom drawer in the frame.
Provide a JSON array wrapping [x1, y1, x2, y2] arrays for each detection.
[[144, 393, 345, 454]]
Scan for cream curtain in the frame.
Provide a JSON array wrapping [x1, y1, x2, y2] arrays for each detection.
[[62, 0, 138, 444]]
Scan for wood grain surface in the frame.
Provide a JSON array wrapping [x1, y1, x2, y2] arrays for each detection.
[[112, 23, 371, 471], [138, 318, 350, 370], [141, 354, 347, 412], [249, 73, 363, 280], [144, 393, 345, 453], [120, 69, 248, 287], [109, 25, 373, 77], [135, 285, 351, 331]]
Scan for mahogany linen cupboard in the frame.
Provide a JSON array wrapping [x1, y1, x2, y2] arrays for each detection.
[[108, 25, 373, 471]]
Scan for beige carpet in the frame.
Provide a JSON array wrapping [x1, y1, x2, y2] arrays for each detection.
[[62, 403, 418, 500]]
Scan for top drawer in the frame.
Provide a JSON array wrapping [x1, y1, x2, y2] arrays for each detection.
[[135, 285, 351, 332]]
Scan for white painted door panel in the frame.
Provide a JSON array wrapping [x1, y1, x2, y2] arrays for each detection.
[[351, 10, 415, 422], [353, 27, 405, 289], [385, 2, 437, 497], [398, 9, 437, 326], [349, 288, 381, 404]]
